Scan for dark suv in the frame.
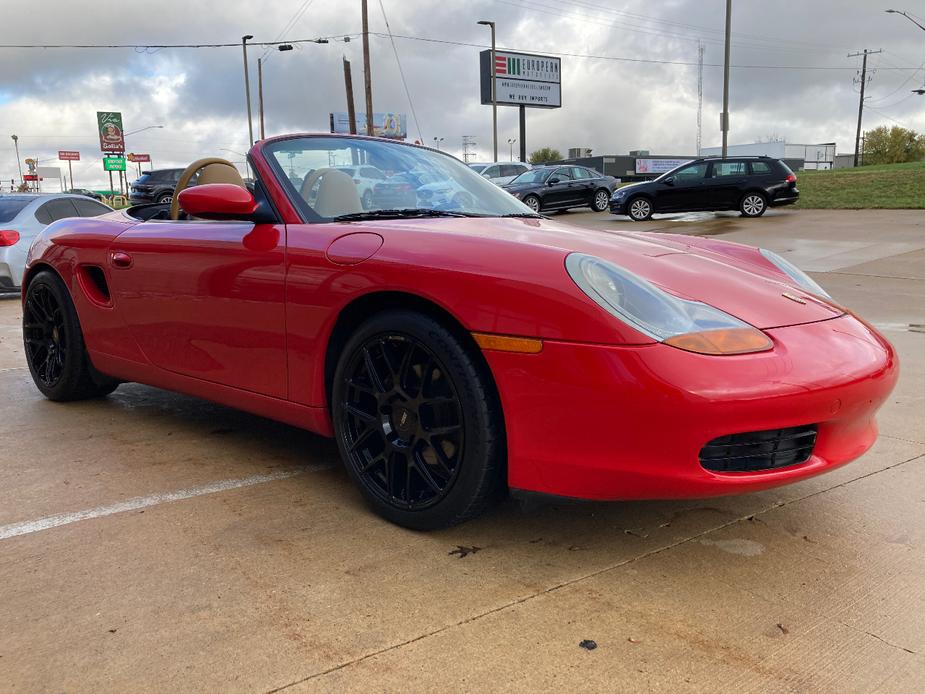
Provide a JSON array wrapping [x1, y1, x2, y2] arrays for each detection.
[[610, 157, 799, 221], [129, 168, 185, 205]]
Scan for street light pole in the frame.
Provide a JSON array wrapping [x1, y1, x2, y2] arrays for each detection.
[[478, 20, 498, 163], [242, 35, 255, 147], [433, 137, 444, 151], [10, 135, 22, 185], [508, 138, 516, 161], [885, 8, 925, 32], [721, 0, 732, 158]]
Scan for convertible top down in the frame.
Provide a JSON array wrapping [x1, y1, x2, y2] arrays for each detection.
[[21, 134, 898, 528]]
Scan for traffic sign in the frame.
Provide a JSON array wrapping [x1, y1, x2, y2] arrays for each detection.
[[103, 156, 126, 172]]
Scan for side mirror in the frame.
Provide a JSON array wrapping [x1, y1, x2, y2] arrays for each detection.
[[178, 183, 260, 220], [548, 177, 561, 185], [662, 177, 674, 186]]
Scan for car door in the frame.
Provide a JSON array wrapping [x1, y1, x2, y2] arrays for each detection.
[[706, 160, 748, 209], [106, 207, 288, 398], [543, 167, 574, 207], [654, 162, 709, 211], [569, 167, 598, 205]]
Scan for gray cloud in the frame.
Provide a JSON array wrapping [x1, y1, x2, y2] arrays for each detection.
[[2, 0, 923, 188]]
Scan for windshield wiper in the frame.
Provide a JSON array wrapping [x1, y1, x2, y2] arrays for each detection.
[[333, 209, 482, 221], [497, 212, 543, 218]]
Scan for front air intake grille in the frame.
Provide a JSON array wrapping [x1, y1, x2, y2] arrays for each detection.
[[700, 425, 817, 473]]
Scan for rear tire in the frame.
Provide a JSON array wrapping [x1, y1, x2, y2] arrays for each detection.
[[522, 194, 541, 213], [592, 188, 611, 212], [332, 310, 504, 530], [627, 196, 653, 221], [23, 271, 119, 401], [740, 192, 767, 217]]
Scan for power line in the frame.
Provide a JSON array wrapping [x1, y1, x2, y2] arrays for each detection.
[[378, 0, 424, 143], [261, 0, 318, 62], [0, 34, 357, 49]]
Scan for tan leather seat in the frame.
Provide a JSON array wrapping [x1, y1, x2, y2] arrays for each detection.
[[300, 168, 362, 217], [197, 162, 247, 188]]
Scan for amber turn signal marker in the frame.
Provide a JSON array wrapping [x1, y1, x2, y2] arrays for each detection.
[[472, 332, 543, 354], [663, 328, 772, 355]]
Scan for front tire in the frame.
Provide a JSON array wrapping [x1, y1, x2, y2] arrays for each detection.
[[740, 192, 767, 217], [522, 194, 541, 213], [23, 271, 119, 401], [592, 188, 611, 212], [156, 193, 173, 204], [332, 310, 504, 530], [627, 196, 653, 221]]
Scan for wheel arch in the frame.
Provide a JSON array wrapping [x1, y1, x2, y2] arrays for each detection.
[[21, 261, 61, 295], [322, 290, 501, 418]]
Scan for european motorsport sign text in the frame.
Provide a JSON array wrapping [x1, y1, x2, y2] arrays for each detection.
[[480, 51, 561, 109]]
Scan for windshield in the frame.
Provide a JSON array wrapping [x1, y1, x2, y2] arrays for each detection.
[[0, 198, 31, 223], [510, 169, 552, 185], [266, 137, 533, 220], [468, 164, 488, 173]]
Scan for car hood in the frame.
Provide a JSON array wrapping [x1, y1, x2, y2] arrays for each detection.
[[612, 182, 649, 194], [500, 182, 539, 192], [364, 216, 843, 331]]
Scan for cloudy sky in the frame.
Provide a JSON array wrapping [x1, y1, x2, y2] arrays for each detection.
[[2, 0, 924, 188]]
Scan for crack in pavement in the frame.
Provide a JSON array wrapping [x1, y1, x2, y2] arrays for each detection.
[[265, 451, 925, 693]]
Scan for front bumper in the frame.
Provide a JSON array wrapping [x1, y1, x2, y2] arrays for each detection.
[[609, 197, 628, 214], [482, 314, 898, 500]]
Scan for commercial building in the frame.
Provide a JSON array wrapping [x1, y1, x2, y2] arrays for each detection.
[[700, 141, 836, 170]]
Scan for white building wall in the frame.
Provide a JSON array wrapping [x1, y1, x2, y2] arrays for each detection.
[[700, 142, 787, 158]]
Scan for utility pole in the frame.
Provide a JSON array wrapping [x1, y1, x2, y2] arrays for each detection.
[[477, 20, 498, 162], [462, 135, 476, 163], [849, 49, 881, 167], [697, 41, 704, 156], [257, 57, 265, 140], [721, 0, 732, 157], [242, 35, 254, 146], [361, 0, 374, 136], [343, 57, 358, 134]]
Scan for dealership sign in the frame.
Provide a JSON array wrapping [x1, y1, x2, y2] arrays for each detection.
[[58, 150, 80, 161], [103, 156, 126, 172], [97, 111, 125, 153], [480, 50, 561, 108], [635, 158, 692, 175], [127, 153, 151, 163], [330, 112, 407, 139]]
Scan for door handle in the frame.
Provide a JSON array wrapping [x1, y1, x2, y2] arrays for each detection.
[[110, 251, 133, 269]]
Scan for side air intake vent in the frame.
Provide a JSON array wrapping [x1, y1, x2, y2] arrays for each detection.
[[77, 265, 112, 306]]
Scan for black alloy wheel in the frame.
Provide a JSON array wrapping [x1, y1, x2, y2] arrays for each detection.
[[23, 271, 120, 401], [333, 310, 504, 529], [23, 282, 67, 389]]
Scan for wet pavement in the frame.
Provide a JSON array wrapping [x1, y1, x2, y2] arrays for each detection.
[[1, 209, 923, 692]]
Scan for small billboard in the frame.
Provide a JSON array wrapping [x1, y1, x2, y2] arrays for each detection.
[[635, 158, 691, 175], [330, 112, 407, 139], [58, 150, 81, 161], [127, 153, 151, 163]]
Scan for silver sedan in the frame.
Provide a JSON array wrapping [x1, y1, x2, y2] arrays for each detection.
[[0, 193, 113, 292]]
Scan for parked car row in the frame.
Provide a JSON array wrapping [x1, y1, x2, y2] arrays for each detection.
[[501, 165, 619, 213]]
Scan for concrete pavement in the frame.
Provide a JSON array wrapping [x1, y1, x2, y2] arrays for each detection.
[[0, 209, 923, 692]]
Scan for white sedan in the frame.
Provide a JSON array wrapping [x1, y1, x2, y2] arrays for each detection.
[[0, 193, 112, 291]]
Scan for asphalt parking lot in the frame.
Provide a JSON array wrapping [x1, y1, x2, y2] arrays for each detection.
[[1, 208, 923, 692]]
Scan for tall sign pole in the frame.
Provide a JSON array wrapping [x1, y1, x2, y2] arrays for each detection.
[[361, 1, 374, 136], [721, 0, 732, 158], [257, 57, 266, 140], [478, 21, 498, 163], [343, 57, 358, 134], [242, 35, 255, 146]]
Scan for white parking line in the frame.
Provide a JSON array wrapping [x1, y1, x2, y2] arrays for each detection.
[[0, 470, 303, 541]]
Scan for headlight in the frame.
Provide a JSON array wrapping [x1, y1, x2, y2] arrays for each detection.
[[565, 253, 772, 355], [759, 249, 830, 299], [611, 189, 625, 199]]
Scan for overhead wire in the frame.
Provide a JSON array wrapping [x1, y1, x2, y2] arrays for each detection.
[[378, 0, 424, 143]]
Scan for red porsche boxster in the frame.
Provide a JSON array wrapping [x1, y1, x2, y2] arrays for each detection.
[[22, 134, 898, 529]]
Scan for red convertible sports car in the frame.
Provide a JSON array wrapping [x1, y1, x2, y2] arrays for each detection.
[[22, 134, 898, 529]]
